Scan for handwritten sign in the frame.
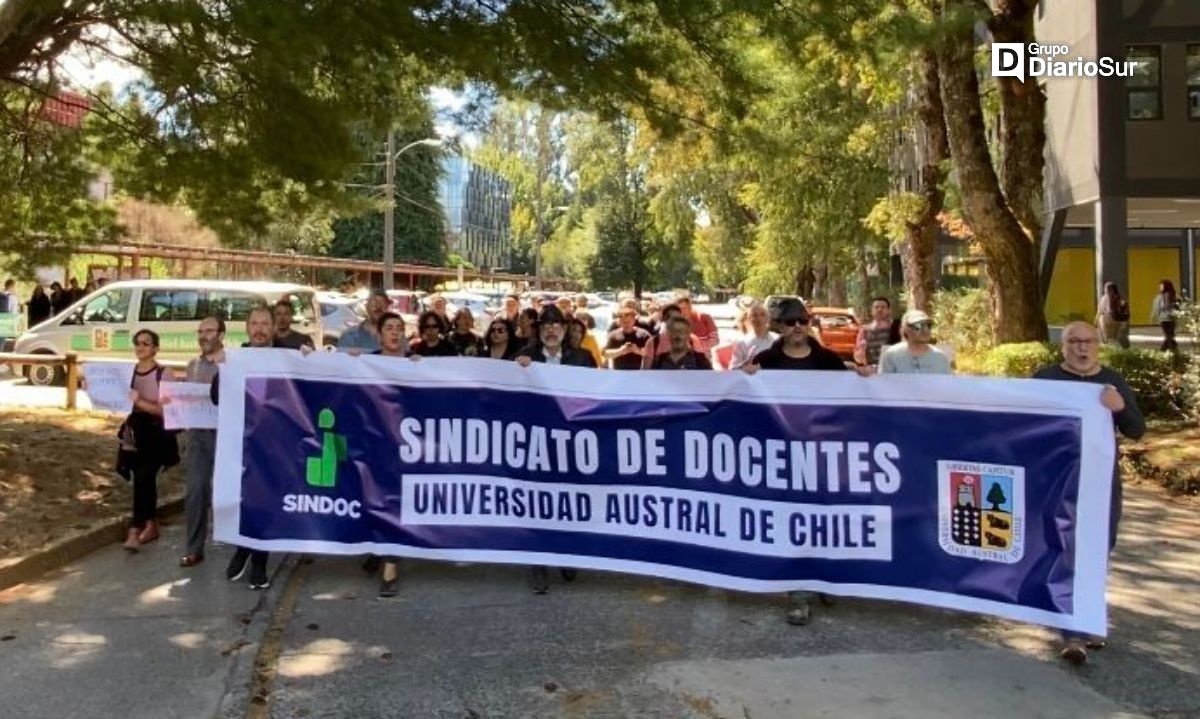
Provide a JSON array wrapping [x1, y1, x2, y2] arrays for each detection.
[[81, 362, 134, 414], [162, 382, 217, 430]]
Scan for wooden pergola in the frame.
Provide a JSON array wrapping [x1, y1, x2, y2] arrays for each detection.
[[72, 241, 577, 290]]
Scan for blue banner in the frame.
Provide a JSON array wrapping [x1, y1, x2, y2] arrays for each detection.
[[214, 350, 1116, 634]]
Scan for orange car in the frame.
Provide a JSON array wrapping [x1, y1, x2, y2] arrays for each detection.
[[809, 307, 859, 361]]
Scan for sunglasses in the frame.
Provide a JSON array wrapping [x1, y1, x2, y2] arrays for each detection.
[[908, 322, 933, 331], [781, 317, 810, 327]]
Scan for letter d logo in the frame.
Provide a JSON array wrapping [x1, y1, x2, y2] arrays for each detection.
[[991, 43, 1025, 82]]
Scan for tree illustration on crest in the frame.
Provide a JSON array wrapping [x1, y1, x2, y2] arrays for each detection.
[[986, 482, 1007, 511]]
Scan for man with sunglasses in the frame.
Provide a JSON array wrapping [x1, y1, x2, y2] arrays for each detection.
[[742, 297, 846, 625], [409, 310, 458, 357], [878, 310, 952, 375], [604, 303, 652, 370], [1034, 321, 1144, 665]]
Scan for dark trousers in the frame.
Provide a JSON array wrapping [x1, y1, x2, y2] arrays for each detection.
[[130, 465, 160, 529], [1160, 321, 1177, 352]]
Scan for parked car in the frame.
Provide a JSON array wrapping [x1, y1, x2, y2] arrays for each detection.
[[809, 306, 859, 361], [12, 279, 321, 385]]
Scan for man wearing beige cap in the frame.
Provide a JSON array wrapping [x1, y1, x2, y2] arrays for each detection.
[[878, 310, 952, 375]]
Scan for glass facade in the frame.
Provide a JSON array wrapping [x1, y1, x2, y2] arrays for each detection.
[[438, 156, 512, 270]]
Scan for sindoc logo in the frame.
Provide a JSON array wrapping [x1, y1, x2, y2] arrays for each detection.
[[937, 461, 1025, 564], [306, 408, 347, 487], [991, 42, 1138, 82], [283, 407, 361, 519]]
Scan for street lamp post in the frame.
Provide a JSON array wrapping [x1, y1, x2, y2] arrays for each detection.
[[381, 133, 447, 289]]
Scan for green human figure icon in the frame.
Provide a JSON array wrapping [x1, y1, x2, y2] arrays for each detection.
[[306, 408, 347, 488]]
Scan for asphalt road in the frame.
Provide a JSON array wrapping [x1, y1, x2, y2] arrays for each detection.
[[0, 482, 1195, 719]]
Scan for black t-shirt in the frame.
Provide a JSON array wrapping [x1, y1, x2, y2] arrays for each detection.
[[446, 331, 484, 357], [605, 327, 652, 370], [274, 330, 314, 350], [652, 350, 712, 370], [409, 339, 458, 357], [753, 338, 847, 370]]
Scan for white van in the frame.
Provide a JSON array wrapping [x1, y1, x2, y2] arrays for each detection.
[[12, 279, 321, 385]]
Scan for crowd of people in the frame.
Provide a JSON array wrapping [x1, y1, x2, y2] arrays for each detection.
[[109, 285, 1144, 666]]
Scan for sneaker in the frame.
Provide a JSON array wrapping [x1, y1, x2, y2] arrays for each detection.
[[226, 548, 251, 581], [248, 559, 270, 590], [529, 566, 550, 595], [786, 603, 812, 626], [1060, 640, 1087, 665]]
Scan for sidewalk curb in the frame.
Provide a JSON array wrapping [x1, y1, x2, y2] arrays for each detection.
[[0, 494, 185, 592]]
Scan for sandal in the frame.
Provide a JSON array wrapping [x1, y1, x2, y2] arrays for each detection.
[[179, 554, 204, 567]]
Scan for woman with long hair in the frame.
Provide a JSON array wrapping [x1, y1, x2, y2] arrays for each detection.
[[119, 329, 179, 551], [1096, 282, 1130, 348], [516, 307, 539, 343], [446, 307, 484, 357], [483, 318, 520, 360], [1150, 279, 1179, 352]]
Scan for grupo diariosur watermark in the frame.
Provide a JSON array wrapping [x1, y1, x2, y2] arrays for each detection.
[[991, 43, 1138, 82]]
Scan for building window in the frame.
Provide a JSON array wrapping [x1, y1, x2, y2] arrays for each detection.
[[1126, 45, 1161, 120], [1188, 45, 1200, 119]]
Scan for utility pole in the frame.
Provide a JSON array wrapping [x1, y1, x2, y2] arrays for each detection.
[[383, 131, 396, 290]]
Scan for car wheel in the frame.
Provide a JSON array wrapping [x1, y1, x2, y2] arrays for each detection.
[[27, 352, 65, 387]]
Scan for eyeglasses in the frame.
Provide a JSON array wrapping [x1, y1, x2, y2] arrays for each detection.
[[908, 322, 933, 331], [781, 317, 810, 327]]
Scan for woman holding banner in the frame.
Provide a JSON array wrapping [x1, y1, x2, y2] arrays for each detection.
[[371, 311, 414, 598], [119, 329, 179, 552]]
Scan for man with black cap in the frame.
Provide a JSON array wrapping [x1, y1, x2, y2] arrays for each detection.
[[744, 297, 847, 372], [516, 304, 597, 368], [515, 304, 594, 593], [743, 296, 846, 625]]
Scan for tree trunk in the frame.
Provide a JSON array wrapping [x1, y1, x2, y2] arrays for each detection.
[[828, 273, 847, 308], [936, 3, 1048, 342], [990, 0, 1046, 240], [812, 264, 829, 304], [795, 265, 815, 298], [902, 48, 950, 314]]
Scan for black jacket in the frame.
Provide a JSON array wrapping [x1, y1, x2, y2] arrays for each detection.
[[516, 344, 597, 368]]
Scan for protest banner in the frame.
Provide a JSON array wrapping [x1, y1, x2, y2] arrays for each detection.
[[81, 361, 134, 414], [214, 350, 1116, 634], [161, 382, 218, 430]]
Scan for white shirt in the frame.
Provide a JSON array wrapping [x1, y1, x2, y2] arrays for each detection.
[[730, 331, 777, 369], [543, 348, 563, 365]]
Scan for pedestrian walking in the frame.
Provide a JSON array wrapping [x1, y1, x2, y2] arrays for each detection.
[[1096, 282, 1131, 349], [878, 310, 952, 375], [27, 285, 51, 326], [338, 289, 388, 353], [729, 302, 776, 370], [853, 297, 902, 373], [651, 316, 713, 370], [369, 311, 414, 598], [1150, 280, 1179, 352], [118, 329, 179, 552], [743, 297, 846, 625], [180, 316, 225, 568], [1033, 321, 1144, 665]]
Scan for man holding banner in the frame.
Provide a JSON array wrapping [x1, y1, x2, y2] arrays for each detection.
[[743, 297, 847, 626], [180, 316, 225, 568], [1035, 321, 1144, 665]]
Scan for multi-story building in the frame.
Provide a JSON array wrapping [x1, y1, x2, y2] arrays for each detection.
[[1040, 0, 1200, 324], [438, 156, 512, 271]]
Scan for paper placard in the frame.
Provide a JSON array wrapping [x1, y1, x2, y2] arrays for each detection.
[[161, 382, 217, 429], [81, 362, 134, 414]]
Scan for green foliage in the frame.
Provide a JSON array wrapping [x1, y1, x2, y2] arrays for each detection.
[[931, 287, 995, 357], [1168, 300, 1200, 422], [1098, 347, 1187, 419], [0, 87, 117, 274], [981, 342, 1057, 378]]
